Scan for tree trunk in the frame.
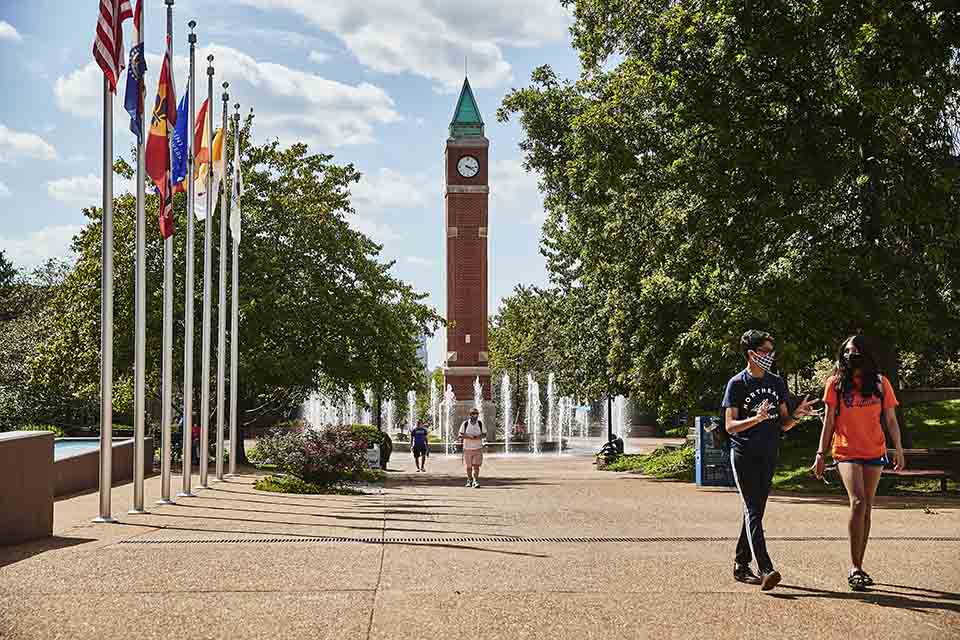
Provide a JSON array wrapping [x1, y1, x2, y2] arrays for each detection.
[[234, 425, 248, 465], [875, 338, 912, 448], [375, 390, 382, 431]]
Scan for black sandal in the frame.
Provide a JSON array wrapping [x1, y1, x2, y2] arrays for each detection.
[[859, 570, 874, 586], [848, 570, 868, 592]]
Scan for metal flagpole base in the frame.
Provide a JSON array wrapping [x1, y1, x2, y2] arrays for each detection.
[[155, 499, 176, 506], [176, 492, 196, 498], [91, 516, 117, 524], [198, 483, 210, 489], [127, 509, 150, 515]]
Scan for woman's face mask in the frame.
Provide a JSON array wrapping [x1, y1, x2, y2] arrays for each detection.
[[844, 352, 865, 370], [751, 350, 776, 373]]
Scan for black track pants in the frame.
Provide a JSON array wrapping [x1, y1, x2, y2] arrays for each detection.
[[730, 448, 776, 574]]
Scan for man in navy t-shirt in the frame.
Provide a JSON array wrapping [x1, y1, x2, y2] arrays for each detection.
[[410, 420, 430, 472], [722, 330, 815, 591]]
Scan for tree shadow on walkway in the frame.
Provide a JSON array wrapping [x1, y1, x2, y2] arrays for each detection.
[[772, 583, 960, 615]]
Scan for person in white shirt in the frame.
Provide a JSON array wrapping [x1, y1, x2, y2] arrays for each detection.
[[458, 407, 486, 488]]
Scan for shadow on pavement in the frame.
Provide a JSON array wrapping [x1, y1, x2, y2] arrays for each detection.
[[0, 536, 95, 570], [773, 583, 960, 614], [172, 501, 503, 526]]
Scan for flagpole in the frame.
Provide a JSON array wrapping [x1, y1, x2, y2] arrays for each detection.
[[158, 0, 176, 506], [130, 2, 148, 515], [216, 82, 229, 481], [229, 104, 240, 476], [178, 20, 197, 498], [199, 53, 214, 488], [94, 73, 115, 524]]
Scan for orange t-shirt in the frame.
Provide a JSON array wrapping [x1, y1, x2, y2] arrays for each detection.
[[823, 374, 898, 460]]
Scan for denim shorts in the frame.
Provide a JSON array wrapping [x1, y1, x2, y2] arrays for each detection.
[[838, 456, 888, 466]]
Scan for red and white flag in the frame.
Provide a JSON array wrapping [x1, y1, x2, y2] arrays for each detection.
[[93, 0, 134, 94]]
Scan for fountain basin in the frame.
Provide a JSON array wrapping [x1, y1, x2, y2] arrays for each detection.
[[424, 441, 565, 454]]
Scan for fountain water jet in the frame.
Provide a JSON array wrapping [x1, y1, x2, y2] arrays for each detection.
[[500, 372, 511, 454]]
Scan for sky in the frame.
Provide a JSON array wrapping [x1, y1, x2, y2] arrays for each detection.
[[0, 0, 582, 368]]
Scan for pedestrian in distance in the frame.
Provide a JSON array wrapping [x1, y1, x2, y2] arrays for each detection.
[[722, 330, 817, 591], [458, 407, 486, 488], [811, 335, 906, 591], [411, 419, 430, 472]]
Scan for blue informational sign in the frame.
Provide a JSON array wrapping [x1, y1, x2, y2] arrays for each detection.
[[695, 416, 735, 487]]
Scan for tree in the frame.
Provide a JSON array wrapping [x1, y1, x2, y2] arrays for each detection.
[[29, 120, 442, 441], [499, 1, 960, 420]]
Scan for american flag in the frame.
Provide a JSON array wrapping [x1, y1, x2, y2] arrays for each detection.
[[93, 0, 134, 94]]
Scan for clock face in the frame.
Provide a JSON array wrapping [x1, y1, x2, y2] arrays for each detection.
[[457, 155, 480, 178]]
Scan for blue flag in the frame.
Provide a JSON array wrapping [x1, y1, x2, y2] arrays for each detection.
[[171, 86, 189, 193], [123, 42, 146, 143]]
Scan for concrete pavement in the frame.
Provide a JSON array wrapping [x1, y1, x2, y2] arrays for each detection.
[[1, 446, 958, 639]]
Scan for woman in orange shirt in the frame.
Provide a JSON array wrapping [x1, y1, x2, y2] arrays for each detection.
[[812, 335, 905, 591]]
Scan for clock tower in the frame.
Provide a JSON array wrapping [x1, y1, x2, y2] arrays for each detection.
[[443, 76, 493, 430]]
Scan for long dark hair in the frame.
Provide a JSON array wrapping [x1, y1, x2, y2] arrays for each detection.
[[834, 335, 882, 398]]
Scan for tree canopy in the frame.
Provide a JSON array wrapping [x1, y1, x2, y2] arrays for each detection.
[[18, 120, 441, 428], [497, 1, 960, 418]]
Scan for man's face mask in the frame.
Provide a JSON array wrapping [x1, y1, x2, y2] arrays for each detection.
[[470, 413, 479, 422], [751, 350, 776, 373]]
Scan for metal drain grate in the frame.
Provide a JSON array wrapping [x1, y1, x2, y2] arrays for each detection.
[[118, 535, 960, 545]]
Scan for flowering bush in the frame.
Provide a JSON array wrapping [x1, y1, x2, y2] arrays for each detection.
[[255, 424, 368, 487]]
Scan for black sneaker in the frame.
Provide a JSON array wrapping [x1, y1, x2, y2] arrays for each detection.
[[760, 570, 782, 591], [734, 564, 761, 585]]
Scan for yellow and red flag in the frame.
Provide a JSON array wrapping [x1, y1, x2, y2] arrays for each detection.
[[145, 51, 177, 238]]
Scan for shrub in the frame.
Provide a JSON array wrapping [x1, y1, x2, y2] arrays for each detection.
[[18, 423, 66, 438], [350, 424, 393, 467], [603, 446, 695, 480], [255, 424, 368, 487]]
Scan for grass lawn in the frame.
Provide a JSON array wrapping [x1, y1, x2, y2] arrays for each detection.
[[774, 400, 960, 494], [604, 400, 960, 495]]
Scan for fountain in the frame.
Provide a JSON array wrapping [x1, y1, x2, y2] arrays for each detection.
[[407, 390, 416, 433], [385, 397, 395, 433], [500, 372, 511, 454], [362, 388, 373, 425], [429, 379, 440, 437], [473, 377, 484, 431], [443, 384, 455, 455], [526, 373, 541, 454], [546, 373, 555, 442]]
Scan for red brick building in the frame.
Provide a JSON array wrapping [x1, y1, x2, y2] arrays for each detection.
[[443, 77, 494, 430]]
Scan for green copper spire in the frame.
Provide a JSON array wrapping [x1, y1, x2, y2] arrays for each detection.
[[449, 77, 484, 138]]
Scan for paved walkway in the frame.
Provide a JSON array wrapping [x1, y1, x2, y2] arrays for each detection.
[[2, 446, 959, 639]]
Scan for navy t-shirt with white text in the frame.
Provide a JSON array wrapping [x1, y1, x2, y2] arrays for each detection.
[[721, 369, 788, 457]]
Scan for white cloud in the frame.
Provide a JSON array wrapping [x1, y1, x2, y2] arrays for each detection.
[[0, 21, 22, 43], [54, 62, 111, 119], [351, 217, 403, 245], [47, 173, 136, 205], [54, 45, 401, 148], [352, 168, 433, 212], [0, 124, 57, 163], [0, 225, 82, 269], [309, 50, 329, 64], [225, 0, 571, 90], [405, 256, 435, 266], [490, 158, 545, 225], [0, 181, 10, 197]]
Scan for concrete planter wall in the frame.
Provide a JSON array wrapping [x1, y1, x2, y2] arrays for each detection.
[[0, 431, 54, 545], [54, 437, 154, 497]]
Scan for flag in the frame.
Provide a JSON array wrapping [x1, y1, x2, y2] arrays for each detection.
[[192, 99, 212, 218], [145, 52, 177, 238], [93, 0, 134, 94], [171, 87, 190, 194], [230, 124, 244, 243], [123, 1, 145, 143]]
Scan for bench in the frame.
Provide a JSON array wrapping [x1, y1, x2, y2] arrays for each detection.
[[827, 448, 960, 492]]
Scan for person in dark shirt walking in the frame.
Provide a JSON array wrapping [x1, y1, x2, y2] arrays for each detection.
[[722, 330, 816, 591], [410, 420, 430, 472]]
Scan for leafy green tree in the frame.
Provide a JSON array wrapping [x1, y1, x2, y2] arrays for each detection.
[[500, 1, 960, 422], [29, 120, 442, 442]]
